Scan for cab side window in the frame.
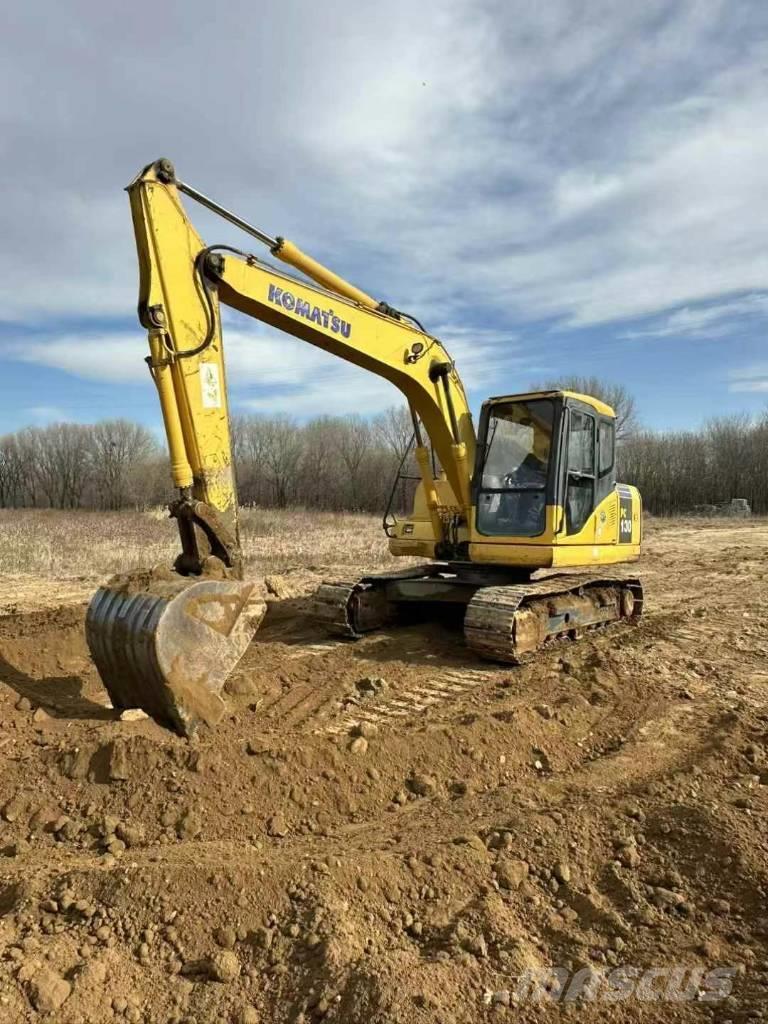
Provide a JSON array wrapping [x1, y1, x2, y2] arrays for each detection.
[[566, 411, 595, 533], [596, 418, 616, 504]]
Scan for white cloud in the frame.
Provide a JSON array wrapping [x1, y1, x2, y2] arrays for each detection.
[[622, 293, 768, 340], [23, 405, 71, 424], [729, 364, 768, 393], [3, 314, 518, 420], [4, 327, 370, 389], [234, 371, 400, 419]]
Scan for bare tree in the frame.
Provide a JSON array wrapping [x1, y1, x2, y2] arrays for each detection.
[[705, 415, 752, 506], [261, 415, 304, 508], [337, 416, 373, 508], [16, 428, 43, 507], [373, 406, 418, 512], [0, 434, 27, 507], [89, 420, 157, 509], [230, 414, 270, 505], [298, 416, 345, 509], [27, 424, 91, 509], [373, 406, 414, 460]]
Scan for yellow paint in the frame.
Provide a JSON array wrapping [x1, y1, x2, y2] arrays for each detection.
[[272, 238, 379, 310], [412, 445, 445, 543], [147, 329, 193, 489], [497, 389, 616, 419], [128, 165, 237, 519]]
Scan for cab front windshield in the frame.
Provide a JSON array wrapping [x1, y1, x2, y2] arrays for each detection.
[[476, 398, 554, 537]]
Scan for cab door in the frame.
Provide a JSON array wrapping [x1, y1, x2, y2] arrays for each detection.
[[564, 406, 596, 541]]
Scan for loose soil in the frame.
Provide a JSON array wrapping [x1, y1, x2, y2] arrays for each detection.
[[0, 518, 767, 1022]]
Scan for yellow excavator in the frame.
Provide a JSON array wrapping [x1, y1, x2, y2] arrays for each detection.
[[86, 159, 642, 736]]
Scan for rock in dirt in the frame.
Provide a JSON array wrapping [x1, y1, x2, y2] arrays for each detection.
[[356, 676, 387, 698], [116, 822, 145, 848], [2, 794, 25, 822], [406, 774, 437, 797], [119, 708, 149, 722], [61, 744, 93, 780], [458, 928, 488, 958], [176, 810, 202, 839], [267, 814, 288, 838], [496, 858, 529, 890], [237, 1007, 260, 1024], [351, 721, 378, 739], [27, 967, 71, 1012], [653, 887, 685, 910], [214, 926, 237, 950], [108, 739, 131, 781], [553, 861, 572, 885], [617, 845, 641, 868], [206, 950, 241, 982], [349, 736, 369, 755], [101, 813, 120, 837], [225, 675, 259, 697]]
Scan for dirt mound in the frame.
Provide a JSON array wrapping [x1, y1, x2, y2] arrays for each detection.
[[0, 521, 767, 1021]]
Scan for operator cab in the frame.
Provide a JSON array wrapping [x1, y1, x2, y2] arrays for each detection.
[[474, 390, 617, 539]]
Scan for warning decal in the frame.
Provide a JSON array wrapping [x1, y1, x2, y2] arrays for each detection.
[[200, 363, 222, 409]]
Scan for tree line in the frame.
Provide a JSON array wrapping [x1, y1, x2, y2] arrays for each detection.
[[230, 408, 416, 512], [1, 398, 766, 516], [620, 413, 768, 516], [0, 410, 418, 515], [0, 420, 164, 511]]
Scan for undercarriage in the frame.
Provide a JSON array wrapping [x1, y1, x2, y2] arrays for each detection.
[[309, 563, 643, 664]]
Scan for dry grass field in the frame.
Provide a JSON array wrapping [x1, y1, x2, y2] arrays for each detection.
[[1, 506, 758, 579], [0, 506, 401, 577]]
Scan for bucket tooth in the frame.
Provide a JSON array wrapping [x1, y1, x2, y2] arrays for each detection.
[[85, 575, 266, 736]]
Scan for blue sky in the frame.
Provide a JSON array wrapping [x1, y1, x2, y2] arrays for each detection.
[[2, 0, 767, 436]]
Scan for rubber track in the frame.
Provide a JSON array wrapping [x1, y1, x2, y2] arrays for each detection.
[[464, 574, 643, 663], [306, 577, 361, 638]]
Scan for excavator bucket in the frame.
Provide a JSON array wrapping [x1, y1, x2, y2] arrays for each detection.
[[85, 571, 266, 736]]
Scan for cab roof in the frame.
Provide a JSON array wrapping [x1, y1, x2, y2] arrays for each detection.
[[485, 389, 616, 420]]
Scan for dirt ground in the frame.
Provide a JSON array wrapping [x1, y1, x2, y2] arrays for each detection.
[[0, 517, 766, 1022]]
